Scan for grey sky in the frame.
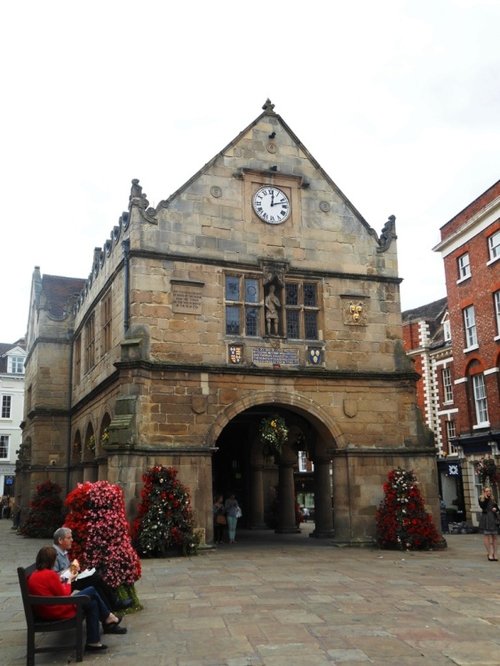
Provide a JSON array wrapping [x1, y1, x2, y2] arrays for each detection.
[[2, 0, 499, 342]]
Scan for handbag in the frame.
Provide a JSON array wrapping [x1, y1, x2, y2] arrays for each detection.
[[215, 514, 226, 525], [235, 506, 242, 519]]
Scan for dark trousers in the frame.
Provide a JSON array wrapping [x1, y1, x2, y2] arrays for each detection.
[[214, 523, 225, 543], [72, 573, 116, 610], [75, 585, 110, 644]]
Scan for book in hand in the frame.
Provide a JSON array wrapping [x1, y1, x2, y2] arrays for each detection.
[[60, 567, 96, 582]]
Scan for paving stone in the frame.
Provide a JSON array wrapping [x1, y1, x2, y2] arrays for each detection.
[[4, 524, 500, 665]]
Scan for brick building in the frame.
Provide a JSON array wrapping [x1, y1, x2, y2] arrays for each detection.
[[18, 101, 440, 544], [402, 300, 465, 521], [433, 179, 500, 524]]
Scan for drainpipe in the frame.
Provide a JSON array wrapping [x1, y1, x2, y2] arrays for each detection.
[[122, 239, 130, 333], [65, 330, 74, 495]]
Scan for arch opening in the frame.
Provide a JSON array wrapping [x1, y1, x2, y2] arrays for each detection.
[[211, 403, 336, 541]]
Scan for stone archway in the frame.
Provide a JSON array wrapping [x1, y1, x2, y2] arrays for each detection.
[[210, 393, 341, 540]]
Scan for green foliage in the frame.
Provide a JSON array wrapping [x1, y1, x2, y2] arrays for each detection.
[[133, 466, 199, 557], [259, 415, 288, 457], [376, 468, 444, 551]]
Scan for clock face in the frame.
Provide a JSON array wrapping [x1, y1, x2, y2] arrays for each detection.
[[252, 186, 290, 224]]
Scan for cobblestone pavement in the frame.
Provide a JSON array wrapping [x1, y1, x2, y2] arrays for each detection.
[[1, 519, 500, 665]]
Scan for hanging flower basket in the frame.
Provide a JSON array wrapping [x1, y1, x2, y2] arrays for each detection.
[[259, 415, 288, 458], [101, 428, 110, 445], [86, 435, 96, 453], [474, 457, 498, 486]]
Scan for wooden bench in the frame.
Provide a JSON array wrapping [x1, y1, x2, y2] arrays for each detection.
[[17, 564, 90, 666]]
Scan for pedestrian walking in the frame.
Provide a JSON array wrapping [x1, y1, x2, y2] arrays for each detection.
[[213, 495, 226, 544], [224, 494, 241, 544], [478, 487, 499, 561]]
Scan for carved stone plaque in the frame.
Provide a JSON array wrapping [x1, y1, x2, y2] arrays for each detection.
[[171, 282, 203, 314]]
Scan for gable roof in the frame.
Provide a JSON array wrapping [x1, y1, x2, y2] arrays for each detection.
[[0, 340, 26, 373], [41, 274, 87, 318], [158, 99, 375, 236], [402, 297, 447, 324]]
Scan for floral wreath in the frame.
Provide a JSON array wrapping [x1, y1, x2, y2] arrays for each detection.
[[259, 415, 288, 457]]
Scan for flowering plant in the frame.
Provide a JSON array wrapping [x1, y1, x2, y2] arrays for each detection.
[[259, 415, 288, 457], [376, 468, 443, 551], [20, 480, 64, 538], [100, 428, 110, 444], [86, 435, 96, 453], [64, 481, 141, 589], [474, 457, 498, 486], [133, 466, 199, 557]]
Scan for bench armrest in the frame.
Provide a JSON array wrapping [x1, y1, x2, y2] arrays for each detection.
[[27, 594, 90, 607]]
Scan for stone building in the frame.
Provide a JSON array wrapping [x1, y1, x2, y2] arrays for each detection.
[[19, 100, 440, 544]]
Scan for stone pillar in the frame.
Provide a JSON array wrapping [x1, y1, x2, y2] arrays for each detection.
[[310, 455, 334, 538], [82, 464, 98, 483], [330, 451, 351, 543], [276, 450, 299, 534], [250, 464, 267, 528]]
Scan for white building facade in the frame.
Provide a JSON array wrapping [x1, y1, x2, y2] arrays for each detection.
[[0, 341, 26, 496]]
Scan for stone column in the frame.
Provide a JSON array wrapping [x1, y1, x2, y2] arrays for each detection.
[[330, 451, 353, 544], [310, 455, 334, 538], [276, 448, 299, 534], [249, 464, 267, 529], [249, 439, 267, 529]]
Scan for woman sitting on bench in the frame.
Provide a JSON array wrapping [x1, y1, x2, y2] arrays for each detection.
[[27, 546, 126, 652]]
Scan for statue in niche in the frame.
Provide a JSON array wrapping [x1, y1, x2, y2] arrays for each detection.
[[265, 284, 281, 336]]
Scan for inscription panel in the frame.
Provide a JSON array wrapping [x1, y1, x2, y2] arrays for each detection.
[[252, 347, 299, 366], [172, 285, 202, 314]]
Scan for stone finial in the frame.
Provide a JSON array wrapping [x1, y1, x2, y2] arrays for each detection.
[[262, 99, 275, 113], [129, 178, 149, 209], [377, 214, 397, 252], [130, 178, 142, 199], [129, 178, 155, 223]]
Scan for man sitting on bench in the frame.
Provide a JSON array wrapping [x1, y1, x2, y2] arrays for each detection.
[[53, 527, 132, 611]]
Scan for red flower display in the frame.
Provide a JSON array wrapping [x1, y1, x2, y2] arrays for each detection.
[[64, 481, 141, 588], [376, 468, 443, 551], [20, 480, 64, 538]]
